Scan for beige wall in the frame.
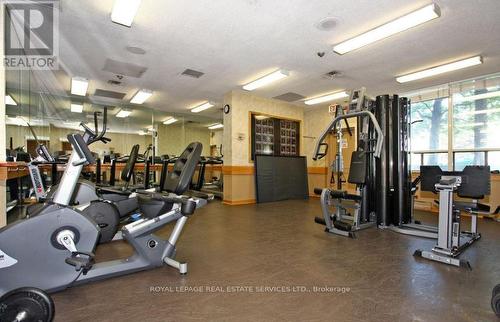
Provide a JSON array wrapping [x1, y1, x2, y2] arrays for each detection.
[[157, 123, 211, 157], [224, 90, 304, 166], [210, 130, 223, 148], [6, 124, 51, 149]]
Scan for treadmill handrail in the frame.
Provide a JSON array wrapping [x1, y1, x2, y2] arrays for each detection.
[[312, 110, 383, 160]]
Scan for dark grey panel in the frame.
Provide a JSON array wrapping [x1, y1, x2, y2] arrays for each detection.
[[94, 89, 126, 99], [273, 92, 305, 102], [181, 69, 205, 78], [103, 59, 147, 78], [255, 155, 308, 203]]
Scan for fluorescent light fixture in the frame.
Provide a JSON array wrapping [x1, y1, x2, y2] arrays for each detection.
[[208, 123, 224, 130], [130, 89, 153, 104], [70, 103, 83, 113], [304, 91, 349, 105], [6, 116, 27, 126], [333, 3, 440, 54], [116, 109, 132, 118], [243, 69, 289, 91], [190, 101, 214, 113], [454, 90, 500, 103], [111, 0, 142, 27], [71, 77, 89, 96], [396, 56, 482, 83], [163, 117, 178, 125], [5, 94, 17, 106], [62, 121, 83, 129]]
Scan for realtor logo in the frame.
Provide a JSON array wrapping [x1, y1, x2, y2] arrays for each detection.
[[3, 0, 59, 70]]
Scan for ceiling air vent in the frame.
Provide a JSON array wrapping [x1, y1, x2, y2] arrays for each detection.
[[322, 70, 343, 80], [273, 92, 305, 102], [181, 69, 204, 79], [94, 89, 126, 100], [107, 80, 122, 85], [103, 59, 147, 78]]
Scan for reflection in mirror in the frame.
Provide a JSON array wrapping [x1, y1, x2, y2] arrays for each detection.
[[5, 63, 224, 204]]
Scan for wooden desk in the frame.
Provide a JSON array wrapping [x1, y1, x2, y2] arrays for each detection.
[[0, 162, 29, 180]]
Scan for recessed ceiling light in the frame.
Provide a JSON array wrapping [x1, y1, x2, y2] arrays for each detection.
[[5, 94, 17, 106], [333, 3, 441, 55], [111, 0, 142, 27], [70, 103, 83, 113], [130, 89, 153, 104], [125, 46, 146, 55], [243, 69, 289, 91], [208, 123, 224, 130], [315, 17, 338, 31], [191, 102, 214, 113], [71, 77, 89, 96], [163, 117, 178, 125], [116, 109, 132, 118], [396, 56, 482, 83], [304, 91, 349, 105]]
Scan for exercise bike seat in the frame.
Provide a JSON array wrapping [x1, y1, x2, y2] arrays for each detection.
[[137, 193, 174, 219]]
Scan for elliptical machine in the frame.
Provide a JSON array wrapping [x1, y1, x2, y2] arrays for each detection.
[[0, 109, 206, 322]]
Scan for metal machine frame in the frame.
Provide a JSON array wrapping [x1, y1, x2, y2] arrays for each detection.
[[414, 166, 488, 268], [313, 89, 383, 238]]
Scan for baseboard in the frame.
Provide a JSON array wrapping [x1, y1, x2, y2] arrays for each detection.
[[222, 199, 257, 205]]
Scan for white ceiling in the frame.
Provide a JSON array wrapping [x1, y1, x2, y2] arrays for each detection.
[[7, 0, 500, 116]]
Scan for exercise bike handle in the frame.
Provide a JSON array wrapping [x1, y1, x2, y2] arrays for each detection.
[[81, 107, 111, 145]]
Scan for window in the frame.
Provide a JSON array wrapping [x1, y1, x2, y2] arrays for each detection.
[[453, 87, 500, 150], [453, 152, 485, 171], [488, 151, 500, 171], [410, 153, 421, 171], [408, 73, 500, 172], [410, 98, 448, 151], [423, 153, 448, 170]]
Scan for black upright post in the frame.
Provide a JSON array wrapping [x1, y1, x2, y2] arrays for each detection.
[[375, 95, 389, 225], [51, 163, 58, 185], [110, 159, 116, 186], [388, 95, 398, 225], [96, 158, 101, 184], [144, 160, 151, 189], [399, 98, 412, 223]]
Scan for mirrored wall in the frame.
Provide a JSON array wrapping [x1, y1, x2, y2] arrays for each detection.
[[5, 71, 223, 163]]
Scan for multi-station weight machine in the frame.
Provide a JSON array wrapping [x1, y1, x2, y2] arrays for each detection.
[[313, 88, 383, 237], [312, 89, 491, 269]]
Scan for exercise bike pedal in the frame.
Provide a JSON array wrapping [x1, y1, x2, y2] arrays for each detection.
[[65, 251, 95, 275]]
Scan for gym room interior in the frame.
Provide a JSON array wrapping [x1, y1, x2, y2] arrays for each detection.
[[1, 1, 500, 321]]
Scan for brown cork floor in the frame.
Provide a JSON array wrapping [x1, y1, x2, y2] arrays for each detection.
[[51, 199, 500, 322]]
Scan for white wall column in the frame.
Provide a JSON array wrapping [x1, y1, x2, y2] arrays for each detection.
[[1, 3, 7, 227]]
